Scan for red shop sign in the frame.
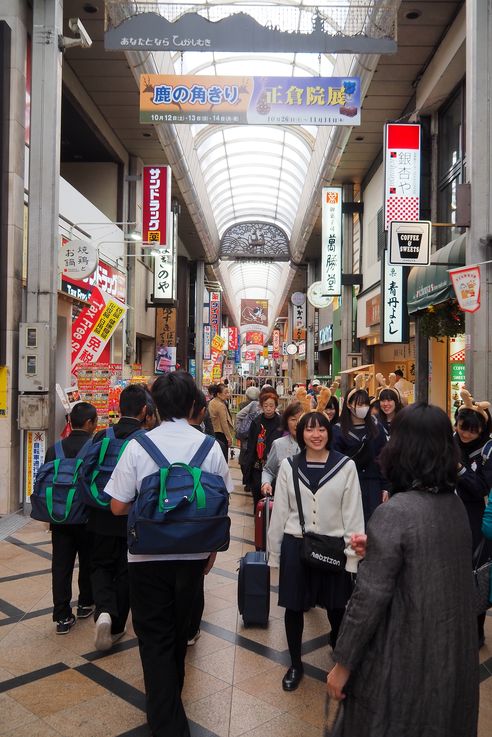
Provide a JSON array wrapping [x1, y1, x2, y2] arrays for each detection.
[[142, 165, 172, 247]]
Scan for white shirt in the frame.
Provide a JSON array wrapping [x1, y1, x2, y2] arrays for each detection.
[[105, 418, 234, 563]]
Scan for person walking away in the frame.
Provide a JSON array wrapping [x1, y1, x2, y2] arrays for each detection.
[[260, 401, 303, 496], [331, 375, 387, 523], [105, 372, 233, 737], [327, 403, 479, 737], [243, 389, 282, 510], [236, 386, 261, 490], [454, 388, 492, 648], [208, 382, 234, 461], [88, 384, 150, 651], [45, 402, 97, 633], [268, 411, 363, 691]]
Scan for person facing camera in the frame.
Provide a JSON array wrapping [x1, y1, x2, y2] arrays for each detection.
[[267, 411, 364, 692]]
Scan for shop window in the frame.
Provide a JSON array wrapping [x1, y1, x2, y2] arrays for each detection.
[[437, 84, 466, 248]]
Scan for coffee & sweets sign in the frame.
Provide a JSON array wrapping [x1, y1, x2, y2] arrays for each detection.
[[389, 220, 431, 266]]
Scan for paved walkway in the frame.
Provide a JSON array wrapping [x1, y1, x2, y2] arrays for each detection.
[[0, 463, 491, 736]]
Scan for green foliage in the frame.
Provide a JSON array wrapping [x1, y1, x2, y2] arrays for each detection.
[[419, 299, 465, 340]]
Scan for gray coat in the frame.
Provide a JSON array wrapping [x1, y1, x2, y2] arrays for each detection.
[[334, 490, 479, 737]]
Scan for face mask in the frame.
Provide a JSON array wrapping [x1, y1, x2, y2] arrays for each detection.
[[354, 406, 369, 419]]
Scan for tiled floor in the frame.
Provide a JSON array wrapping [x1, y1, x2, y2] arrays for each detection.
[[0, 463, 491, 736]]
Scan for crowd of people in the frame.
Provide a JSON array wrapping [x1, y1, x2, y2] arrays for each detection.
[[35, 370, 492, 737]]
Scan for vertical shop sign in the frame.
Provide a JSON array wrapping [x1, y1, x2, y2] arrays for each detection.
[[142, 165, 172, 246], [292, 302, 306, 342], [203, 324, 211, 360], [155, 307, 177, 373], [209, 291, 221, 337], [220, 327, 229, 350], [384, 123, 421, 230], [0, 366, 7, 417], [152, 223, 177, 302], [382, 252, 408, 343], [25, 430, 46, 498], [272, 329, 280, 358], [228, 326, 239, 351], [321, 187, 342, 296]]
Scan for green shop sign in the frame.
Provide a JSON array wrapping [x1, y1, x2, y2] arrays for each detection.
[[450, 362, 466, 382]]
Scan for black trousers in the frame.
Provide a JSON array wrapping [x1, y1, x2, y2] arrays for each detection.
[[214, 432, 229, 461], [51, 525, 93, 621], [90, 533, 129, 634], [129, 559, 206, 737], [188, 575, 205, 639]]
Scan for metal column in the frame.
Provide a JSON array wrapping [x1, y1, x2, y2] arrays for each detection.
[[194, 260, 205, 389], [466, 0, 492, 399], [340, 185, 354, 394], [306, 261, 316, 379]]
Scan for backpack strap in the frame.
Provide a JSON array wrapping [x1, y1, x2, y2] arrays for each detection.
[[54, 441, 65, 460], [135, 434, 171, 468], [106, 427, 116, 440], [75, 438, 93, 460], [189, 434, 216, 467], [482, 439, 492, 465]]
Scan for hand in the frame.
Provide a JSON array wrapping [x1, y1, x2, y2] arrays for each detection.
[[350, 533, 367, 558], [382, 490, 389, 503], [203, 552, 217, 575], [327, 663, 350, 701], [261, 483, 273, 496]]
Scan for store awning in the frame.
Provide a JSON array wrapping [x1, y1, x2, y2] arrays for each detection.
[[407, 233, 466, 314]]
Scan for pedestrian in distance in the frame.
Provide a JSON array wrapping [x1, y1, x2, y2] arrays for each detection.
[[268, 410, 364, 692], [327, 403, 479, 737], [208, 382, 234, 461], [243, 389, 282, 510], [44, 401, 98, 634], [105, 371, 233, 737], [374, 373, 404, 441]]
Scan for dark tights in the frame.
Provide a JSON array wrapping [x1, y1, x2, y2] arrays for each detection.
[[284, 607, 346, 667]]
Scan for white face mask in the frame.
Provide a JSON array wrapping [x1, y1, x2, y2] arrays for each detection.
[[353, 406, 369, 419]]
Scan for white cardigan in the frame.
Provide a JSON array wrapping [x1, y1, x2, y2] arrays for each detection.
[[267, 455, 364, 573]]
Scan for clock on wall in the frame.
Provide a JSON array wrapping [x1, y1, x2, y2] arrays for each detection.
[[307, 281, 333, 309]]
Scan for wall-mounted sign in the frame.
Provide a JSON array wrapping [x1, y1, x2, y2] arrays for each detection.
[[292, 301, 306, 342], [106, 7, 397, 54], [209, 291, 222, 336], [384, 123, 421, 230], [61, 258, 127, 304], [307, 281, 333, 309], [382, 252, 408, 343], [25, 430, 46, 499], [321, 187, 343, 296], [291, 292, 306, 306], [286, 343, 298, 355], [142, 165, 171, 246], [153, 234, 177, 303], [366, 295, 381, 327], [140, 74, 360, 126], [450, 265, 481, 313], [240, 299, 268, 328], [228, 326, 239, 350], [59, 239, 98, 281], [272, 329, 280, 358], [245, 331, 264, 345], [203, 324, 211, 361], [318, 325, 333, 346], [389, 220, 431, 265]]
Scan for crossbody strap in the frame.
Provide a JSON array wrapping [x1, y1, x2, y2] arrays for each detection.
[[289, 455, 306, 535]]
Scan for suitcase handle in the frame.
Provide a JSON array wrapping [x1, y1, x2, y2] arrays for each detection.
[[264, 497, 270, 561]]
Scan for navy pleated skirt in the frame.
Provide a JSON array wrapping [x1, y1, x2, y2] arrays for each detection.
[[278, 534, 353, 612]]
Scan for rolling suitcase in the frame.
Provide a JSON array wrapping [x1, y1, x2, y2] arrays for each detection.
[[238, 500, 270, 626], [254, 496, 273, 551]]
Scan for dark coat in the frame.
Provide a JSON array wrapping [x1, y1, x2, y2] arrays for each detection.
[[334, 490, 479, 737], [455, 433, 492, 549], [243, 413, 282, 484]]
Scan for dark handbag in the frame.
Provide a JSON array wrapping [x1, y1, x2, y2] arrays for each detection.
[[473, 539, 492, 615], [291, 455, 347, 573]]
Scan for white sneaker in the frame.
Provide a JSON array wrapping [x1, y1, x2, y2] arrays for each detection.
[[94, 612, 112, 651], [111, 629, 126, 645]]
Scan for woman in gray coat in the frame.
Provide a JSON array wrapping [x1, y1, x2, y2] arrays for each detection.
[[327, 403, 479, 737]]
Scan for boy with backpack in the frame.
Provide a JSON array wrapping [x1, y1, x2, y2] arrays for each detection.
[[85, 384, 150, 651], [42, 402, 98, 634], [105, 371, 233, 737]]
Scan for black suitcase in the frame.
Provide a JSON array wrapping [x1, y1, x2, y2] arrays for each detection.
[[238, 500, 270, 626]]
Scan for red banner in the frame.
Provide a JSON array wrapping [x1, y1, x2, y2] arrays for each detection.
[[228, 326, 239, 350], [244, 350, 257, 361], [62, 259, 126, 304], [245, 331, 264, 345], [142, 165, 171, 246], [272, 329, 280, 358]]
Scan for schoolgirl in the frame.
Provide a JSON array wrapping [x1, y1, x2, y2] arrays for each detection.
[[374, 372, 404, 440], [331, 374, 387, 522]]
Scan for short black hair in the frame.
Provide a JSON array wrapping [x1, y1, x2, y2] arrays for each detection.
[[144, 389, 156, 418], [280, 401, 303, 432], [151, 371, 199, 421], [340, 388, 377, 437], [378, 389, 403, 419], [296, 411, 331, 450], [394, 369, 404, 378], [326, 395, 340, 425], [190, 390, 207, 421], [455, 407, 492, 436], [119, 384, 148, 418], [70, 401, 97, 429], [379, 403, 459, 494]]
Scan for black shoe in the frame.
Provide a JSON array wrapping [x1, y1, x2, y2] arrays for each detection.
[[56, 614, 76, 634], [76, 605, 95, 619], [282, 665, 304, 691]]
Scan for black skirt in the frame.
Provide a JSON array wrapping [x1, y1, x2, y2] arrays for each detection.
[[278, 534, 353, 612]]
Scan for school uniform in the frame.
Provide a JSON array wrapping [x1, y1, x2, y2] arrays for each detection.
[[331, 420, 387, 523]]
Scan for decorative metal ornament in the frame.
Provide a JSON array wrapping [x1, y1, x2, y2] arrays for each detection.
[[220, 222, 290, 260]]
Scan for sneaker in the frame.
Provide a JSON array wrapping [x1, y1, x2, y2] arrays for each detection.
[[111, 629, 126, 645], [56, 614, 76, 635], [76, 605, 95, 619], [94, 612, 113, 651], [187, 629, 201, 646]]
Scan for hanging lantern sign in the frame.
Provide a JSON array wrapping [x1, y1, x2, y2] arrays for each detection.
[[449, 266, 481, 313]]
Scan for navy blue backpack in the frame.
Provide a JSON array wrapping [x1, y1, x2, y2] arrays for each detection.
[[82, 426, 145, 510], [127, 433, 231, 555], [30, 440, 92, 525]]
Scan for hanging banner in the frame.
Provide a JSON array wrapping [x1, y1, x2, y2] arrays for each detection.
[[245, 331, 264, 345], [272, 329, 280, 358], [321, 187, 343, 296], [142, 165, 172, 246], [71, 287, 127, 371], [209, 291, 222, 337], [152, 225, 177, 303], [140, 75, 360, 126], [203, 324, 211, 361], [228, 326, 239, 350], [240, 299, 268, 327], [449, 265, 481, 313], [244, 350, 257, 361], [382, 252, 408, 343], [292, 302, 306, 342], [220, 327, 229, 350], [25, 430, 46, 499], [384, 123, 421, 230]]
